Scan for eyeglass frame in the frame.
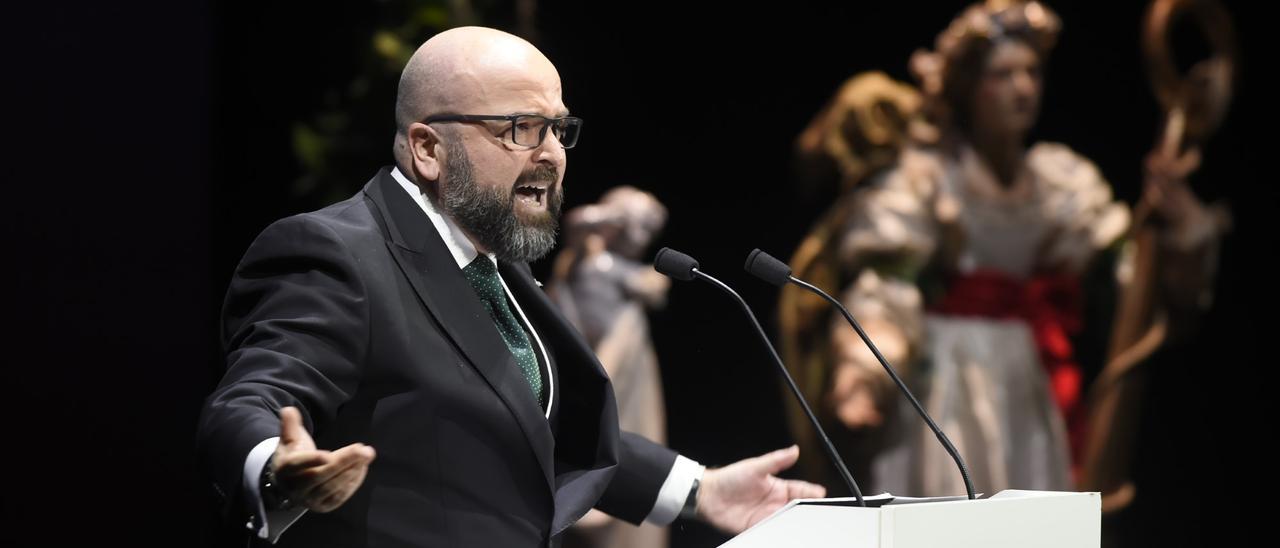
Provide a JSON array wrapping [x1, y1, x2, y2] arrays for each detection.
[[420, 113, 583, 149]]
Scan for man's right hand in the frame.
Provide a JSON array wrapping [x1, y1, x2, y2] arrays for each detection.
[[271, 406, 376, 513]]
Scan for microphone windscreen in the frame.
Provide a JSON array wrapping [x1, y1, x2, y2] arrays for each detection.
[[744, 248, 792, 287], [654, 247, 699, 281]]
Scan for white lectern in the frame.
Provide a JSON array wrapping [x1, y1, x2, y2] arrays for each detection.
[[720, 490, 1100, 548]]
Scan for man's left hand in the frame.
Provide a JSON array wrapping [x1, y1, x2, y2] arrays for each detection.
[[696, 445, 827, 534]]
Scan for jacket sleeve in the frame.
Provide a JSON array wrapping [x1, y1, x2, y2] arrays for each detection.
[[196, 213, 371, 517]]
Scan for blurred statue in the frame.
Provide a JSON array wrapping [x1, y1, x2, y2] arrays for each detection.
[[780, 0, 1232, 513], [551, 186, 672, 548], [1080, 0, 1237, 512]]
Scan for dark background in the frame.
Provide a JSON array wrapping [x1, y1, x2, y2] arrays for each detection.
[[8, 1, 1275, 546]]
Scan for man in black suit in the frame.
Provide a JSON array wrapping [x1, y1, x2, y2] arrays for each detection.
[[198, 26, 823, 547]]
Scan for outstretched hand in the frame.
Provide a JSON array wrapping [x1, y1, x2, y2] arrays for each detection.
[[270, 406, 376, 513], [696, 446, 826, 534]]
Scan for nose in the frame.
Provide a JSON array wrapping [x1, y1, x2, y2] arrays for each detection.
[[531, 126, 567, 168]]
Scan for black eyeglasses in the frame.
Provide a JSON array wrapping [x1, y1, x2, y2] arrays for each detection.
[[422, 114, 583, 149]]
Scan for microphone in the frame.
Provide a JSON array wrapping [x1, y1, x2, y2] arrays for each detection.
[[653, 247, 866, 505], [744, 248, 977, 500], [653, 247, 699, 281]]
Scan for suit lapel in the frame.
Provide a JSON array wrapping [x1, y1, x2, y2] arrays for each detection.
[[499, 261, 622, 536], [362, 168, 555, 493], [498, 261, 606, 385]]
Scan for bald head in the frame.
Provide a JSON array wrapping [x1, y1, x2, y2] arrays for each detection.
[[394, 27, 563, 168]]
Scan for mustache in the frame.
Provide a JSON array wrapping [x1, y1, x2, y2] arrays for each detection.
[[515, 164, 559, 187]]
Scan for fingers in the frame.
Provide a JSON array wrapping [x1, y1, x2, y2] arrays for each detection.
[[785, 479, 826, 500], [273, 450, 329, 476], [311, 455, 373, 513], [273, 407, 377, 513], [274, 442, 377, 513], [296, 443, 376, 496], [748, 445, 801, 476]]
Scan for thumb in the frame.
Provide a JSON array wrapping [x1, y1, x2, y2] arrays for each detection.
[[749, 445, 801, 476], [279, 406, 315, 451]]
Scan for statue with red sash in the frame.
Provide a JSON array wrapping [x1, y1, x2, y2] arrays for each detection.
[[780, 0, 1232, 509]]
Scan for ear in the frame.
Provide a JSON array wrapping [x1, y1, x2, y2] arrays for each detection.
[[407, 122, 443, 182]]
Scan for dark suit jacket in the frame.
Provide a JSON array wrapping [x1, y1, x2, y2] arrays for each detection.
[[198, 167, 677, 547]]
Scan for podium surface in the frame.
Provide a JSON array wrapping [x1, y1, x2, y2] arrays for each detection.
[[720, 490, 1100, 548]]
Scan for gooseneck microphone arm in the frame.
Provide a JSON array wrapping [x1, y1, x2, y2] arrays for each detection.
[[788, 275, 976, 500], [652, 247, 864, 505], [744, 248, 976, 500], [692, 268, 865, 506]]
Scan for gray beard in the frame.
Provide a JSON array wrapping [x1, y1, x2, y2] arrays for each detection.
[[438, 136, 562, 263]]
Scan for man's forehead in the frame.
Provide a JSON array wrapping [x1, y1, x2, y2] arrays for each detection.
[[451, 68, 567, 115]]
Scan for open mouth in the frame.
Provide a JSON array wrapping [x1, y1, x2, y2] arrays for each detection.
[[514, 184, 548, 207]]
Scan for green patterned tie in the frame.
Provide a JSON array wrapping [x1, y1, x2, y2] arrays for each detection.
[[462, 256, 545, 407]]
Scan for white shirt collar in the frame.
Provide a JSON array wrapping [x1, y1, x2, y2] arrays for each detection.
[[390, 168, 554, 418], [391, 166, 495, 269]]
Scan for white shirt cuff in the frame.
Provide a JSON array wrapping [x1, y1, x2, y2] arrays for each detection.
[[643, 455, 705, 526], [243, 437, 308, 543]]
